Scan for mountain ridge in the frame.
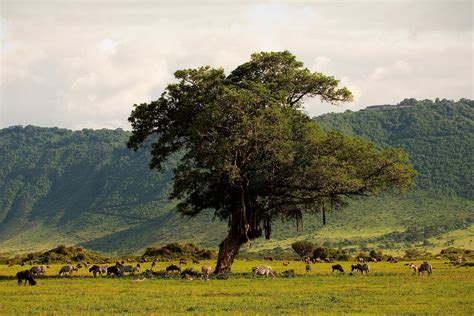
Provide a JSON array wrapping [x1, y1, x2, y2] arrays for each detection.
[[0, 98, 472, 255]]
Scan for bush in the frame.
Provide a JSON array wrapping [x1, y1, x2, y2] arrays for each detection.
[[291, 241, 315, 258]]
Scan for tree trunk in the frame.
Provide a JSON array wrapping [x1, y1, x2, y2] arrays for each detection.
[[214, 232, 245, 274]]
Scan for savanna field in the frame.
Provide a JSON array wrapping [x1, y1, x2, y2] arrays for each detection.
[[1, 260, 473, 315]]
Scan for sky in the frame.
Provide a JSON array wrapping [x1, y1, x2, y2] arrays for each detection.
[[0, 0, 472, 130]]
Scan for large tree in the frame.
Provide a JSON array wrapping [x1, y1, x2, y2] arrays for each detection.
[[128, 51, 416, 273]]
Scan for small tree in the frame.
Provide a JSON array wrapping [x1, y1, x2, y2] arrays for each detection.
[[291, 241, 315, 258], [313, 247, 330, 260]]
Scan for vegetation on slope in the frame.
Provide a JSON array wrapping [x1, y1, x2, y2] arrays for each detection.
[[0, 99, 472, 254]]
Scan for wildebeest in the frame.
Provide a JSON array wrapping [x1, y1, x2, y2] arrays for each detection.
[[30, 265, 47, 276], [332, 264, 344, 273], [282, 261, 290, 266], [305, 264, 312, 273], [263, 256, 273, 261], [252, 266, 275, 278], [107, 266, 123, 276], [59, 265, 78, 276], [16, 270, 37, 286], [192, 259, 200, 264], [89, 265, 108, 277], [351, 263, 370, 275], [166, 264, 181, 273], [411, 262, 432, 276], [121, 263, 140, 274]]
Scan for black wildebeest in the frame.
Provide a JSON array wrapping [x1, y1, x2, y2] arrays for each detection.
[[351, 263, 370, 274], [16, 270, 37, 286], [107, 266, 123, 276], [89, 265, 108, 277], [166, 264, 181, 273], [332, 264, 344, 273]]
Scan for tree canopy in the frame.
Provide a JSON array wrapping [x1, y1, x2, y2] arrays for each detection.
[[128, 51, 416, 273]]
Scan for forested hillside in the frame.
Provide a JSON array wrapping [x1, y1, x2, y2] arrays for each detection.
[[0, 99, 472, 255]]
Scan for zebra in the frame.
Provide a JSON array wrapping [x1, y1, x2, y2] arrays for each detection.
[[252, 266, 275, 278], [121, 263, 140, 274], [59, 265, 78, 276], [30, 265, 47, 276]]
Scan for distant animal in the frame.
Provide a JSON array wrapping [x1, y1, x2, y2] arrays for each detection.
[[282, 261, 290, 266], [16, 270, 37, 286], [201, 265, 213, 280], [252, 266, 275, 278], [179, 259, 187, 265], [151, 260, 157, 269], [370, 258, 378, 263], [324, 258, 334, 263], [387, 257, 398, 263], [263, 256, 273, 261], [358, 258, 365, 263], [30, 265, 47, 276], [417, 262, 433, 276], [166, 264, 181, 273], [121, 263, 140, 274], [352, 263, 370, 274], [192, 259, 200, 264], [107, 266, 123, 276], [59, 265, 78, 276], [182, 274, 193, 280], [332, 264, 344, 273], [305, 264, 312, 273], [127, 258, 133, 263], [76, 263, 83, 269], [314, 258, 322, 263], [89, 265, 108, 277]]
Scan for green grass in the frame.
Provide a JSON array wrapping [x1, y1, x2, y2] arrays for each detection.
[[1, 260, 473, 314]]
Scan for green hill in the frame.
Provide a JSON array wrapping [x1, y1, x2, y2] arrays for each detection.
[[0, 98, 472, 255]]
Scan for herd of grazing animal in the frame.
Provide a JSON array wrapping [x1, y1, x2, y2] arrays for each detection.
[[12, 257, 435, 286]]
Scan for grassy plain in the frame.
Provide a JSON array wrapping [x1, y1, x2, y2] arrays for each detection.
[[0, 260, 473, 315]]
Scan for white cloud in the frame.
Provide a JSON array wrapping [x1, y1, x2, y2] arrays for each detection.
[[0, 1, 472, 129]]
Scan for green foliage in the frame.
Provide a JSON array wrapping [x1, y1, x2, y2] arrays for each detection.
[[142, 243, 215, 260], [291, 241, 315, 258], [0, 98, 471, 255], [128, 50, 414, 273], [315, 98, 474, 198]]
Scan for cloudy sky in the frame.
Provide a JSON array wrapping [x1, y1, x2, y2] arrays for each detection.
[[1, 0, 472, 130]]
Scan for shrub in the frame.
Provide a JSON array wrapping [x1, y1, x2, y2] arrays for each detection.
[[291, 241, 315, 258]]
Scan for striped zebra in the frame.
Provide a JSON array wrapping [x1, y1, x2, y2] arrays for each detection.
[[252, 266, 275, 278]]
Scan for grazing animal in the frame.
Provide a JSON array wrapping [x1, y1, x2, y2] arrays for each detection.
[[305, 264, 312, 273], [252, 266, 275, 278], [179, 259, 187, 265], [201, 265, 213, 280], [332, 264, 344, 273], [192, 259, 200, 264], [107, 266, 123, 276], [263, 256, 273, 261], [16, 270, 37, 286], [282, 261, 290, 266], [151, 260, 157, 269], [417, 262, 433, 276], [89, 265, 108, 277], [76, 263, 83, 269], [30, 265, 47, 276], [121, 263, 140, 274], [166, 264, 181, 273], [59, 265, 78, 276], [352, 263, 370, 275]]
